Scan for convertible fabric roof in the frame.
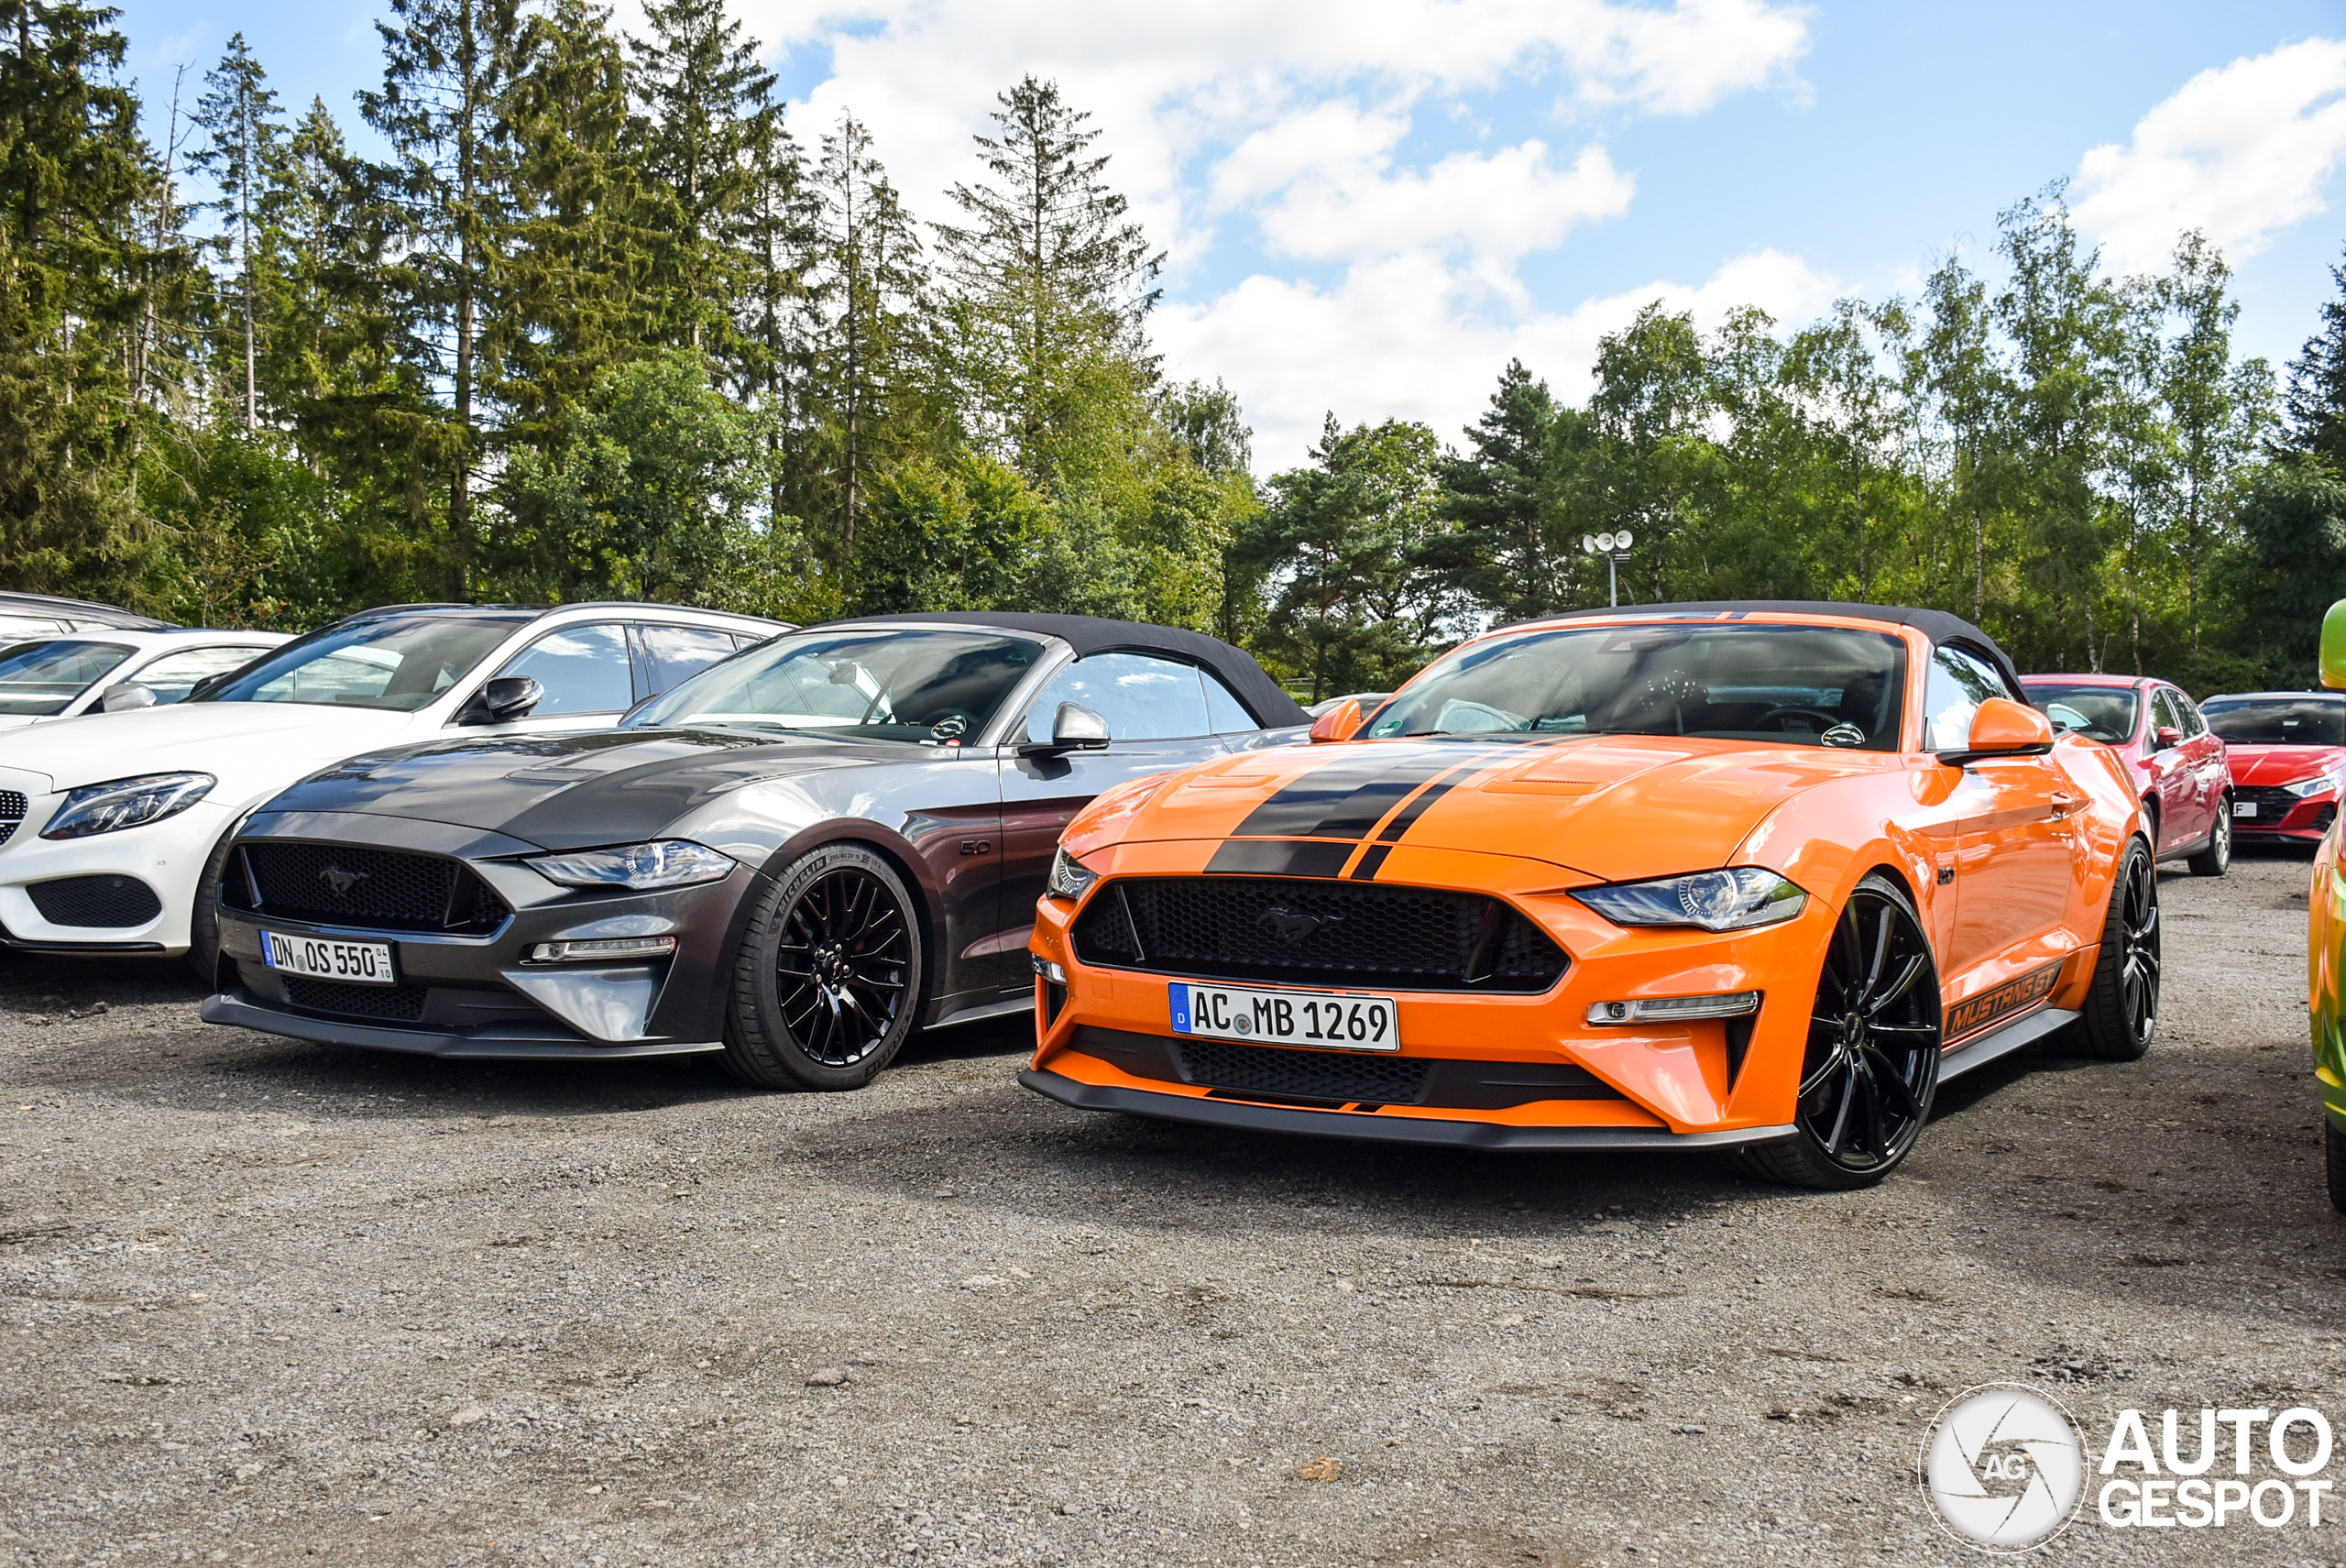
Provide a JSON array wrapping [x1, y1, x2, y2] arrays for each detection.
[[1534, 599, 2024, 696], [824, 612, 1310, 728]]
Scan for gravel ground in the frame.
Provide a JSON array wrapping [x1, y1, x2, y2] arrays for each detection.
[[3, 848, 2342, 1567]]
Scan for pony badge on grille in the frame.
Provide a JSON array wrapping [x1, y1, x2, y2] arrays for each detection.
[[318, 864, 370, 896], [1257, 907, 1339, 946]]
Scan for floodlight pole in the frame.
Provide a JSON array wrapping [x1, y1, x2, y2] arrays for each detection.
[[1606, 552, 1618, 608]]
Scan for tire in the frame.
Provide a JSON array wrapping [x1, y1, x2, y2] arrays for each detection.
[[2187, 802, 2231, 877], [2077, 837, 2160, 1061], [1727, 872, 1942, 1190], [183, 828, 240, 984], [720, 842, 924, 1091], [2327, 1122, 2346, 1216]]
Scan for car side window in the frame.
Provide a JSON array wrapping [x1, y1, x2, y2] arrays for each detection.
[[1024, 652, 1214, 743], [1201, 669, 1257, 734], [491, 622, 634, 716], [1924, 646, 2009, 751], [638, 623, 739, 696], [2150, 688, 2184, 744], [123, 645, 269, 705], [2176, 691, 2209, 738]]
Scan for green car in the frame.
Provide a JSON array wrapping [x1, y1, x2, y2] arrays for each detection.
[[2312, 603, 2346, 1209]]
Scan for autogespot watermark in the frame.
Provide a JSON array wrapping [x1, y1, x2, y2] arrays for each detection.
[[1918, 1385, 2338, 1552]]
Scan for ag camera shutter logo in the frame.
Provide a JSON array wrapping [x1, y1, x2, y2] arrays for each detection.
[[1919, 1384, 2086, 1552]]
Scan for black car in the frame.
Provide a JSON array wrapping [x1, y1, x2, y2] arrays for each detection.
[[200, 613, 1310, 1087]]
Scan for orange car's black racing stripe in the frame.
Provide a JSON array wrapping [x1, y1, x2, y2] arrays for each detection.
[[1203, 840, 1355, 877], [1346, 844, 1392, 881], [1228, 751, 1468, 839]]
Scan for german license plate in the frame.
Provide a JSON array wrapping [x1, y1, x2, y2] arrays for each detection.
[[2234, 801, 2258, 817], [261, 930, 395, 985], [1168, 981, 1398, 1051]]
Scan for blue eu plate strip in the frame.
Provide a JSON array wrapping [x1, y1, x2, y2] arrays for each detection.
[[1169, 982, 1192, 1035]]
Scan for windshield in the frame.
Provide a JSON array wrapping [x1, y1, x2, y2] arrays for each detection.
[[1365, 622, 1908, 750], [202, 615, 525, 710], [2204, 698, 2346, 747], [2024, 685, 2139, 744], [0, 639, 133, 716], [627, 628, 1043, 744]]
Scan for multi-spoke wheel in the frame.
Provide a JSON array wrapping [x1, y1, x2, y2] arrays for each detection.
[[723, 843, 925, 1090], [1731, 872, 1942, 1190], [2078, 837, 2159, 1060], [2187, 803, 2231, 877]]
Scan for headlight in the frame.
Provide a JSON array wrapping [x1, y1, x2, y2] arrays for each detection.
[[2286, 770, 2343, 798], [1047, 847, 1098, 901], [39, 773, 215, 839], [527, 840, 735, 890], [1572, 868, 1807, 932]]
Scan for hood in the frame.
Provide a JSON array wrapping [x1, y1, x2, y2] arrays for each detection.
[[0, 700, 411, 793], [260, 726, 915, 850], [2228, 744, 2346, 786], [1102, 735, 1883, 881]]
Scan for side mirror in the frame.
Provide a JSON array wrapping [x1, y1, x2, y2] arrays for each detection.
[[2323, 599, 2346, 690], [95, 681, 156, 714], [2154, 725, 2183, 751], [455, 674, 544, 727], [1939, 696, 2055, 766], [1019, 702, 1111, 758], [1309, 699, 1365, 743]]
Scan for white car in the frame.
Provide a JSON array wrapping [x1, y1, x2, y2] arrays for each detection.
[[0, 628, 291, 729], [0, 590, 173, 644], [0, 599, 786, 970]]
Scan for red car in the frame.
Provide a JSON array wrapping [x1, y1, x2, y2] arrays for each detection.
[[2199, 691, 2346, 848], [2021, 674, 2231, 874]]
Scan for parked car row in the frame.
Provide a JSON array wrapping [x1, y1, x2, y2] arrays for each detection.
[[6, 588, 2343, 1196]]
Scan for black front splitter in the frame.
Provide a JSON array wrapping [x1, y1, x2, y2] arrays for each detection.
[[1019, 1068, 1795, 1152], [201, 992, 724, 1061]]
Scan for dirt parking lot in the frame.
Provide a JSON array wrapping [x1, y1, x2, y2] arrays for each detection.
[[2, 849, 2341, 1567]]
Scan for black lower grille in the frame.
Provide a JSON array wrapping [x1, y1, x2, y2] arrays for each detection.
[[1174, 1037, 1429, 1103], [2235, 784, 2306, 823], [1073, 876, 1567, 992], [239, 842, 507, 934], [281, 976, 429, 1022], [27, 874, 163, 927]]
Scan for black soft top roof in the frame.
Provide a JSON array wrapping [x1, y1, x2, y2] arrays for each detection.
[[825, 612, 1310, 728], [1534, 599, 2024, 695]]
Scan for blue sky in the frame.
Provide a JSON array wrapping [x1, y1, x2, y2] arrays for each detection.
[[118, 0, 2346, 467]]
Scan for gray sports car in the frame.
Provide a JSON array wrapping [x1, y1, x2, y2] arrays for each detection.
[[200, 613, 1309, 1088]]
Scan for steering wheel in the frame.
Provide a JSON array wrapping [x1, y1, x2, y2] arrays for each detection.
[[1754, 706, 1847, 733]]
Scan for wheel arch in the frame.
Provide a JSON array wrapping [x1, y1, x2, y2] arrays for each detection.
[[729, 821, 947, 1025]]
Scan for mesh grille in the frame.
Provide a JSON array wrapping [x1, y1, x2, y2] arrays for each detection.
[[2237, 785, 2310, 822], [0, 791, 24, 819], [1074, 876, 1566, 992], [281, 975, 429, 1022], [27, 874, 163, 927], [1173, 1038, 1430, 1104], [243, 842, 507, 934]]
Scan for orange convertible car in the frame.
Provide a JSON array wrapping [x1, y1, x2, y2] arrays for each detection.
[[1024, 602, 2157, 1188]]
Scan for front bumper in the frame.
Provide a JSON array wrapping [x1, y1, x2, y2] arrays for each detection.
[[1021, 1067, 1795, 1151], [1025, 843, 1841, 1140], [207, 810, 758, 1058], [2236, 795, 2337, 840], [0, 788, 234, 955]]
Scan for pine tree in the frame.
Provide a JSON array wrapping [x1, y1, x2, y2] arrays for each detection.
[[359, 0, 526, 596], [804, 113, 924, 551], [933, 74, 1162, 478], [734, 99, 806, 528], [191, 33, 280, 432], [1423, 359, 1560, 622], [627, 0, 772, 360], [0, 0, 161, 600], [2286, 244, 2346, 472], [499, 0, 656, 453]]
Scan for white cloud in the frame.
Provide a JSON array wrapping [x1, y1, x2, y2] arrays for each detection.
[[1157, 248, 1842, 468], [2072, 37, 2346, 273]]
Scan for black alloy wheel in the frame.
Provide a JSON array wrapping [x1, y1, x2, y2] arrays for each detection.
[[2077, 838, 2160, 1060], [1732, 872, 1941, 1190], [723, 843, 925, 1091]]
